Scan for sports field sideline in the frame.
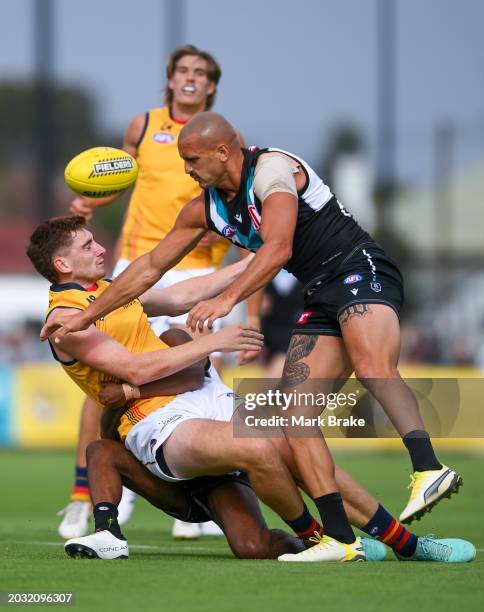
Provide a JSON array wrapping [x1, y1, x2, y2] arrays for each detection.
[[1, 450, 483, 612]]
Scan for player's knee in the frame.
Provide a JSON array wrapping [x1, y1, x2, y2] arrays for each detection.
[[239, 439, 281, 473], [354, 359, 399, 381], [86, 438, 118, 464], [231, 532, 271, 559]]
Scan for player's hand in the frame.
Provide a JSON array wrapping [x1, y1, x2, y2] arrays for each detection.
[[186, 295, 236, 332], [40, 309, 90, 342], [212, 324, 264, 353], [99, 382, 126, 408], [70, 196, 94, 221], [237, 349, 261, 366]]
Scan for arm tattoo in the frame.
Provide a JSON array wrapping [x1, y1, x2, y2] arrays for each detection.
[[281, 334, 317, 387], [338, 303, 372, 327]]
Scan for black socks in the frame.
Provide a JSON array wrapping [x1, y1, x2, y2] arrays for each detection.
[[93, 502, 125, 540], [314, 492, 355, 544], [403, 430, 442, 472]]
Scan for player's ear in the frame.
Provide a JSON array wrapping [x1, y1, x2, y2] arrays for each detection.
[[206, 81, 216, 96], [217, 143, 230, 162], [53, 255, 72, 276]]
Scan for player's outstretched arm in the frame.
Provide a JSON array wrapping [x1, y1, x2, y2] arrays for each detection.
[[40, 197, 209, 342], [51, 311, 263, 386], [187, 192, 298, 331], [69, 114, 144, 219], [140, 254, 254, 316]]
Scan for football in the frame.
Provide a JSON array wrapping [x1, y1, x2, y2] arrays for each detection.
[[64, 146, 138, 198]]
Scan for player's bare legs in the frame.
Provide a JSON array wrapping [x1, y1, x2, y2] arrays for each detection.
[[339, 303, 461, 522], [339, 304, 425, 435], [163, 420, 304, 521], [280, 334, 353, 498], [67, 438, 303, 559], [57, 397, 101, 539], [76, 398, 102, 466], [277, 334, 359, 546], [207, 482, 304, 558]]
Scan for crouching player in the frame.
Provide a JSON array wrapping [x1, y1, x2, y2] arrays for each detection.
[[27, 217, 475, 563]]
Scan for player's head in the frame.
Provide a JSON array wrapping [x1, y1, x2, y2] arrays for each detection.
[[178, 112, 240, 189], [165, 44, 221, 111], [26, 216, 106, 285]]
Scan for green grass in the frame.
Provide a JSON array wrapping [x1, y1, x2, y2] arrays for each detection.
[[1, 450, 483, 611]]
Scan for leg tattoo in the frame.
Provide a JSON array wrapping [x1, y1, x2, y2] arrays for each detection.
[[282, 335, 317, 387], [339, 304, 372, 327]]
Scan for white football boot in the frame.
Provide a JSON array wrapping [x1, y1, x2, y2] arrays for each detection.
[[64, 530, 129, 560], [117, 487, 137, 526], [57, 501, 90, 539], [278, 534, 366, 562], [399, 466, 462, 524], [200, 521, 224, 536], [171, 519, 201, 540]]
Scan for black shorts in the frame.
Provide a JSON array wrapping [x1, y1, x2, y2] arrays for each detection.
[[163, 472, 252, 524], [293, 243, 404, 337]]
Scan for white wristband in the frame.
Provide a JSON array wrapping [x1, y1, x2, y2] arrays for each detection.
[[122, 383, 141, 401]]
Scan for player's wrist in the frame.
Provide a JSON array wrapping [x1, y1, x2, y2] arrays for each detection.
[[122, 383, 140, 401], [247, 315, 261, 330]]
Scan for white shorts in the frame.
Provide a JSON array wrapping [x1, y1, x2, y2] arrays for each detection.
[[124, 374, 237, 482], [112, 258, 220, 336]]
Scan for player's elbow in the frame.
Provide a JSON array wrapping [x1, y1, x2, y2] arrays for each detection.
[[270, 242, 292, 267]]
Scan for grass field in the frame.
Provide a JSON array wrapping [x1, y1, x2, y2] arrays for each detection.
[[1, 450, 483, 611]]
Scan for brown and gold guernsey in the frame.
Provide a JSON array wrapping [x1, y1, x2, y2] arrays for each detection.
[[120, 105, 212, 269], [47, 280, 176, 440]]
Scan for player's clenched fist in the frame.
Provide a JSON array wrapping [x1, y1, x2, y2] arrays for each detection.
[[70, 196, 94, 221]]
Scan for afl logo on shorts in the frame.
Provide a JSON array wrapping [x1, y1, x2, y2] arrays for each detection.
[[222, 224, 236, 238], [343, 274, 363, 285], [153, 132, 176, 144]]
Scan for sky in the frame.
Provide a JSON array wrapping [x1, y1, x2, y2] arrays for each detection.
[[2, 0, 484, 186]]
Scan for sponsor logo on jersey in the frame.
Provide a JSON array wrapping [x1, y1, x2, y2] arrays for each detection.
[[297, 311, 313, 325], [350, 288, 359, 296], [371, 282, 382, 292], [222, 224, 237, 238], [248, 204, 261, 230], [343, 274, 363, 285], [153, 132, 176, 144], [91, 159, 133, 175], [234, 213, 243, 223]]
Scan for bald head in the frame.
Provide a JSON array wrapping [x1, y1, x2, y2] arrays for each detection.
[[179, 111, 239, 150]]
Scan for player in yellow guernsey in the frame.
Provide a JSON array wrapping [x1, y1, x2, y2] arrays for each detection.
[[65, 45, 231, 538], [28, 216, 261, 437]]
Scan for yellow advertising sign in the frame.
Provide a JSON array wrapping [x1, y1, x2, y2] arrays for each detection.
[[14, 364, 84, 449]]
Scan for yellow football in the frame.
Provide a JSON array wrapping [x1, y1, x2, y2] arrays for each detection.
[[64, 147, 138, 198]]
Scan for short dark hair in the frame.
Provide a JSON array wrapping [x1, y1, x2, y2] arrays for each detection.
[[26, 216, 86, 283], [164, 44, 222, 111]]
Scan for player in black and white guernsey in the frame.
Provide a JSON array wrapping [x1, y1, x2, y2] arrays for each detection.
[[42, 113, 461, 563]]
